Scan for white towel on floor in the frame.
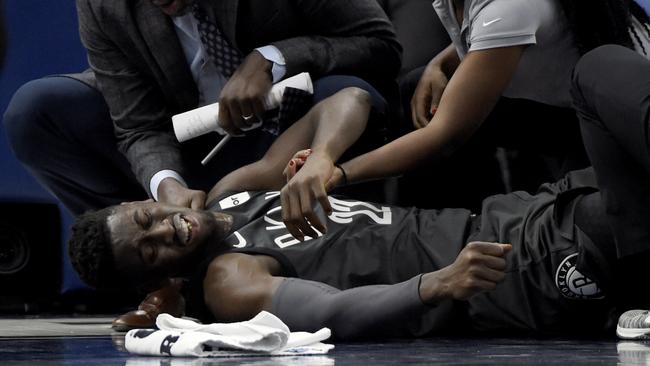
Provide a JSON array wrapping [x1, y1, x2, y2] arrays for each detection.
[[124, 311, 334, 357]]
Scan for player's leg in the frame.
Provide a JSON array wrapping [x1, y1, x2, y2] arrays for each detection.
[[465, 183, 614, 335]]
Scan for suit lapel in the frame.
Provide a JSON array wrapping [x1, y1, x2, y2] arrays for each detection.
[[207, 0, 240, 50], [134, 0, 198, 110]]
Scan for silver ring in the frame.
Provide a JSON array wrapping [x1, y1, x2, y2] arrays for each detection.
[[242, 114, 255, 121]]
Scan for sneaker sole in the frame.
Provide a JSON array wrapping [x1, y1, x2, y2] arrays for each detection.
[[617, 325, 650, 339]]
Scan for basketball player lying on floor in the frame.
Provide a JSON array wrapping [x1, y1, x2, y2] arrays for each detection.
[[69, 87, 627, 340]]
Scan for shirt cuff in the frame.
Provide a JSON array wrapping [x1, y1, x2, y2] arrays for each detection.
[[256, 45, 287, 82], [150, 170, 188, 201]]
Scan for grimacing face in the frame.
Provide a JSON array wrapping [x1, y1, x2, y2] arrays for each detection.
[[107, 201, 232, 279], [150, 0, 195, 16]]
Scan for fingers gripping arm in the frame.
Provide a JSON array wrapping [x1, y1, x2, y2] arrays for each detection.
[[207, 87, 372, 201]]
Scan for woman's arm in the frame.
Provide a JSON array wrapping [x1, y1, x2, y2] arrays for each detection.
[[411, 43, 461, 128], [343, 46, 525, 184], [281, 46, 526, 236]]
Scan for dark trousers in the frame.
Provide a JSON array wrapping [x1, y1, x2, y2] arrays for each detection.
[[3, 75, 386, 216], [571, 45, 650, 309], [571, 45, 650, 260]]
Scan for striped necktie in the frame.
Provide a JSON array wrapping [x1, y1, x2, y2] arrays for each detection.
[[192, 4, 243, 78]]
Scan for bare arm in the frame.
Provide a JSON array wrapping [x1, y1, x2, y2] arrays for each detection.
[[206, 87, 372, 203], [411, 44, 461, 128], [434, 43, 462, 79], [343, 46, 525, 184], [281, 46, 525, 237], [204, 242, 511, 340]]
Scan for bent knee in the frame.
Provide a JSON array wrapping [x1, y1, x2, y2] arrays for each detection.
[[572, 45, 633, 95], [313, 75, 387, 113], [3, 78, 70, 163]]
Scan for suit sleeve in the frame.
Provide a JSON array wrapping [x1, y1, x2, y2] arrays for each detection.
[[76, 0, 186, 196], [271, 0, 402, 80]]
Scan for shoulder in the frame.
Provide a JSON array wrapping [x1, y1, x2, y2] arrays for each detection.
[[468, 0, 558, 27], [468, 0, 553, 27], [76, 0, 124, 15], [467, 0, 558, 50], [205, 253, 263, 280], [204, 253, 282, 298], [206, 253, 283, 281], [77, 0, 130, 26], [203, 252, 284, 322]]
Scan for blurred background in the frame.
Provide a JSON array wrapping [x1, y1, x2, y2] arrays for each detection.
[[0, 0, 122, 313]]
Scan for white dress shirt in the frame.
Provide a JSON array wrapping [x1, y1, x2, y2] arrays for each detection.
[[150, 12, 286, 200]]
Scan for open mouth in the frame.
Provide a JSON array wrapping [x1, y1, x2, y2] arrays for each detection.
[[173, 213, 194, 246]]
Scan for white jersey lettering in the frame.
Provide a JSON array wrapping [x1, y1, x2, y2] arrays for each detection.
[[230, 192, 393, 249], [328, 197, 392, 225], [219, 192, 251, 210]]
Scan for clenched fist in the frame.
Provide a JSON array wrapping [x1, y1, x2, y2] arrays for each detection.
[[420, 241, 512, 304]]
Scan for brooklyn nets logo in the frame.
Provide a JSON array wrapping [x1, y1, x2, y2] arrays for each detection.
[[555, 253, 603, 300]]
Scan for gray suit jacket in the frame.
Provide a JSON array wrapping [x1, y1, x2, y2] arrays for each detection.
[[76, 0, 401, 195]]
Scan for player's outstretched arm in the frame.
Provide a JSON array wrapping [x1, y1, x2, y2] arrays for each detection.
[[204, 242, 511, 340], [206, 87, 372, 205]]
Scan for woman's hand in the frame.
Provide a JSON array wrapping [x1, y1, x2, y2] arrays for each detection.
[[411, 62, 449, 129]]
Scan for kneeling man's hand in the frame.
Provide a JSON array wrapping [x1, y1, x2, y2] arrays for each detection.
[[420, 241, 512, 304], [218, 51, 273, 136], [158, 177, 206, 210]]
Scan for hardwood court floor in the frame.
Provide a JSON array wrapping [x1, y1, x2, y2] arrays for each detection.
[[0, 318, 644, 366]]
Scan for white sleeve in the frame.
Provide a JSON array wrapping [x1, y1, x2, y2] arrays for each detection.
[[255, 45, 287, 82], [150, 170, 188, 201], [468, 0, 545, 52]]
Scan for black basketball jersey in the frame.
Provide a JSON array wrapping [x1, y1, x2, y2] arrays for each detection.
[[210, 191, 473, 290], [185, 168, 609, 331]]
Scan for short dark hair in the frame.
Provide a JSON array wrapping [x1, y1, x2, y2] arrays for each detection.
[[68, 207, 119, 289], [559, 0, 650, 55]]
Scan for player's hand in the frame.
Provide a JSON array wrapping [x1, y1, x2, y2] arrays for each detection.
[[281, 152, 335, 241], [282, 149, 312, 182], [411, 61, 449, 129], [420, 242, 512, 304], [157, 178, 207, 210], [282, 149, 343, 191], [218, 51, 272, 136]]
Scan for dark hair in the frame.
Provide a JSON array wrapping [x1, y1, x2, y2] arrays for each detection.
[[68, 207, 119, 289], [630, 1, 650, 55], [559, 0, 650, 55]]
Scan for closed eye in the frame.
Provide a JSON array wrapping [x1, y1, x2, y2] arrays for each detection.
[[135, 209, 153, 229], [143, 210, 153, 229], [140, 244, 157, 265]]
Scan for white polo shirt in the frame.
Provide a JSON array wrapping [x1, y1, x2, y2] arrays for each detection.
[[433, 0, 581, 107]]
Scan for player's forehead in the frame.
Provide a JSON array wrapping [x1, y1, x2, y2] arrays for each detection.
[[106, 202, 156, 241]]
